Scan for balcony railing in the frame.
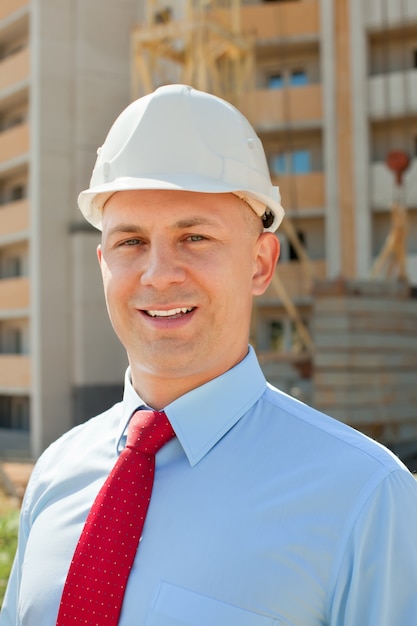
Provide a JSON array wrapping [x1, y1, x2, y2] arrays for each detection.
[[212, 0, 319, 40], [0, 354, 30, 390], [0, 47, 29, 93], [368, 68, 417, 120], [365, 0, 417, 29], [0, 121, 29, 165], [273, 172, 324, 212], [241, 0, 319, 40], [0, 276, 29, 311], [0, 199, 29, 237], [238, 85, 322, 129]]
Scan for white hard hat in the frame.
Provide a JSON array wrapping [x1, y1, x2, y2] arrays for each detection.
[[78, 84, 284, 232]]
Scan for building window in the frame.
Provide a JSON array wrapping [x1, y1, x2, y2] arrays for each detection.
[[289, 230, 306, 261], [1, 114, 25, 131], [0, 396, 30, 431], [0, 184, 27, 205], [0, 328, 23, 354], [270, 153, 287, 174], [267, 318, 307, 354], [290, 69, 308, 87], [270, 150, 311, 175], [1, 256, 23, 279], [0, 43, 25, 61], [268, 74, 284, 89], [270, 320, 284, 351], [267, 68, 308, 90], [10, 185, 25, 201], [292, 150, 311, 173]]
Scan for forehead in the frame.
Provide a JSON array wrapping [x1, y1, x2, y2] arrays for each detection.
[[101, 189, 250, 229]]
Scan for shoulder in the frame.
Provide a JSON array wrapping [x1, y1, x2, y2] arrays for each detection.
[[258, 383, 409, 477], [254, 384, 417, 546], [24, 402, 123, 501]]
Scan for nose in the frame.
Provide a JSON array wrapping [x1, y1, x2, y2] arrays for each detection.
[[140, 242, 187, 289]]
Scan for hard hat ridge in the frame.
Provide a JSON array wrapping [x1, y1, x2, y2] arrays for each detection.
[[78, 84, 284, 232]]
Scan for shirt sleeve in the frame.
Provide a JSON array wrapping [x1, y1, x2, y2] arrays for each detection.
[[328, 469, 417, 626], [0, 504, 28, 626], [0, 550, 21, 625], [0, 460, 41, 626]]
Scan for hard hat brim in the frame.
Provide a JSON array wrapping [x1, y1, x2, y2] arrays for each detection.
[[78, 175, 284, 233]]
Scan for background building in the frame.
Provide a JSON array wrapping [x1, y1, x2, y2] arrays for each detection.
[[0, 0, 416, 462]]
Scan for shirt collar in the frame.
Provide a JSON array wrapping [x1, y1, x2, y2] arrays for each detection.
[[117, 346, 267, 466]]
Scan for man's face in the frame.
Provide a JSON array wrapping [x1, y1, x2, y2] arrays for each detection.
[[98, 189, 279, 399]]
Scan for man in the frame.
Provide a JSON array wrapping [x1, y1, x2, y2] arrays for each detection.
[[2, 84, 417, 626]]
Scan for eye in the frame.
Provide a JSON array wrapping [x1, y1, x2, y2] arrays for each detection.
[[186, 234, 206, 242], [120, 238, 143, 246]]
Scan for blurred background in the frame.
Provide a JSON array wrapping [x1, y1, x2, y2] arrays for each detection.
[[0, 0, 417, 472]]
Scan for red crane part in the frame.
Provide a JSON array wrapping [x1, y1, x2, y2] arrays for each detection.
[[385, 150, 410, 185]]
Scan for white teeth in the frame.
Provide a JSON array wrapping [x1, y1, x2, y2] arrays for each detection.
[[147, 307, 193, 317]]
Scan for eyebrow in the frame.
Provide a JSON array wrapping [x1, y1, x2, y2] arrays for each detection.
[[105, 216, 221, 238], [105, 224, 142, 238], [171, 217, 220, 229]]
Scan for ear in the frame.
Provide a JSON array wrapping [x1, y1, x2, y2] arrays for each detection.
[[97, 244, 102, 266], [252, 233, 280, 296]]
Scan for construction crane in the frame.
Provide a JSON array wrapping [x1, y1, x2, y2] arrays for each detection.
[[371, 150, 410, 282], [131, 0, 255, 103]]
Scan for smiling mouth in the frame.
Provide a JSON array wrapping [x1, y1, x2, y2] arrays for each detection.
[[145, 307, 195, 318]]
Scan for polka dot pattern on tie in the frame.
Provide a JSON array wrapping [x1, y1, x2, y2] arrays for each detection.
[[56, 410, 175, 625]]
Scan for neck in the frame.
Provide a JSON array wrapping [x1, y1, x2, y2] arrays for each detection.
[[130, 371, 212, 410], [129, 351, 248, 410]]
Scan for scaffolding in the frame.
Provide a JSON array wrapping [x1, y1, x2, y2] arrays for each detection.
[[131, 0, 255, 104]]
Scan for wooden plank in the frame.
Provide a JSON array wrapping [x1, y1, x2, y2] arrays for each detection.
[[314, 296, 417, 315], [311, 281, 417, 446], [313, 278, 410, 298], [314, 352, 417, 369], [314, 386, 417, 409], [314, 333, 417, 351], [314, 370, 417, 388], [312, 313, 417, 334]]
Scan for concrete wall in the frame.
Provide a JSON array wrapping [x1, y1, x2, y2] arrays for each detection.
[[29, 0, 137, 456]]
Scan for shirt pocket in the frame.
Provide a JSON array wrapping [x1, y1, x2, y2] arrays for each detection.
[[145, 582, 282, 626]]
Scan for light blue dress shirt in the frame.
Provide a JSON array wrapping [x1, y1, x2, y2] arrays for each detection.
[[2, 347, 417, 625]]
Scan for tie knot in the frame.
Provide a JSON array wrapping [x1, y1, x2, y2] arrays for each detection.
[[127, 410, 175, 454]]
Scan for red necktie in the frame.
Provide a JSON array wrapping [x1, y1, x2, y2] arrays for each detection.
[[56, 410, 175, 625]]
